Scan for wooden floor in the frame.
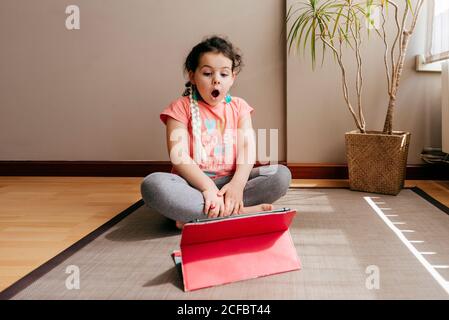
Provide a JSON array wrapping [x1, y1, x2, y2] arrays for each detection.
[[0, 176, 448, 292]]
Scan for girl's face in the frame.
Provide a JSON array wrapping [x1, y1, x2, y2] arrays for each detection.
[[189, 52, 236, 107]]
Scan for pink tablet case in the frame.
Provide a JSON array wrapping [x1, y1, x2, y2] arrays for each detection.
[[172, 208, 301, 291]]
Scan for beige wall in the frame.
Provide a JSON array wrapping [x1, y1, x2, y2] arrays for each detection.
[[287, 0, 441, 164], [0, 1, 442, 165], [0, 0, 286, 161]]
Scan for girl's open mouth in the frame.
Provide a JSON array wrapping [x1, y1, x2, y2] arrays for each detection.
[[211, 89, 220, 98]]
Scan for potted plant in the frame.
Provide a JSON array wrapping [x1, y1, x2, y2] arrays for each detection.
[[287, 0, 425, 195]]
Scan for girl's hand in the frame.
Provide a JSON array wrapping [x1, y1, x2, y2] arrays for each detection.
[[217, 180, 245, 216], [202, 188, 225, 218]]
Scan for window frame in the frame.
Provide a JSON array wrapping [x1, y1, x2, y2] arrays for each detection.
[[426, 0, 449, 63]]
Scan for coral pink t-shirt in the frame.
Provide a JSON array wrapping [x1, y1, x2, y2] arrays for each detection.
[[160, 96, 254, 180]]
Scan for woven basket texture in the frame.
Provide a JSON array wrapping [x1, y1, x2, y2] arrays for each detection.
[[345, 130, 411, 195]]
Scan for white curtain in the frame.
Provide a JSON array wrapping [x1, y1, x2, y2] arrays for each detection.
[[427, 0, 449, 63]]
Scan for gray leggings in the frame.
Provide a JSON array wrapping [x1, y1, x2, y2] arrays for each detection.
[[140, 164, 291, 222]]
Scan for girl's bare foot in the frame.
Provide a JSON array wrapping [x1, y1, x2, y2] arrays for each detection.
[[175, 220, 185, 230], [239, 203, 273, 214]]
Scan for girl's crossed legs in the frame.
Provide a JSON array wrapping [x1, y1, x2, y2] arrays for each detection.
[[140, 164, 292, 223]]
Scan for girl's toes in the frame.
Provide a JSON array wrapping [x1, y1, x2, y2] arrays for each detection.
[[175, 221, 185, 230], [261, 204, 273, 211]]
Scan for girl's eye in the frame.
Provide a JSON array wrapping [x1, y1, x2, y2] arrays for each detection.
[[221, 74, 229, 77], [203, 73, 211, 76]]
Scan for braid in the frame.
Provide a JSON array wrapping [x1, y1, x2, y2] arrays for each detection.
[[182, 81, 192, 97], [189, 84, 207, 164]]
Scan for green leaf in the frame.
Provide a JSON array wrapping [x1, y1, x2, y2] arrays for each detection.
[[407, 0, 415, 17]]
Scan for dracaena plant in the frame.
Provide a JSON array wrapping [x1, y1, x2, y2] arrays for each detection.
[[287, 0, 425, 134]]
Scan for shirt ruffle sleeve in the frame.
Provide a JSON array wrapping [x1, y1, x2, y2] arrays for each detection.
[[160, 97, 190, 126], [237, 97, 254, 120]]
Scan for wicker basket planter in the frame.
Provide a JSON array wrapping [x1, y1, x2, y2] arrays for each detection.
[[345, 130, 411, 195]]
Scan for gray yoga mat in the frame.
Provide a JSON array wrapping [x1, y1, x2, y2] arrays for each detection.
[[3, 188, 449, 300]]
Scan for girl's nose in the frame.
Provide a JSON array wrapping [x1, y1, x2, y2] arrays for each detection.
[[212, 77, 220, 85]]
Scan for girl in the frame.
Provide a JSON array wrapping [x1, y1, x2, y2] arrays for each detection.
[[141, 36, 291, 228]]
